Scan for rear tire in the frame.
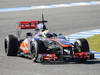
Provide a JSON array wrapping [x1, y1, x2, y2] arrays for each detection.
[[36, 40, 47, 54], [4, 35, 19, 56], [32, 40, 47, 63]]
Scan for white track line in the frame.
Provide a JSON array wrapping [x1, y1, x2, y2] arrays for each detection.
[[0, 1, 100, 12], [66, 29, 100, 43]]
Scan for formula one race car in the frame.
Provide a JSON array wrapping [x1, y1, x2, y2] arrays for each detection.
[[4, 17, 94, 63]]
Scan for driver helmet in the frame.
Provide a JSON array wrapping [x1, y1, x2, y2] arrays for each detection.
[[46, 33, 53, 38]]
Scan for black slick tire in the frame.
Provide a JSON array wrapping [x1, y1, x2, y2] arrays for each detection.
[[74, 38, 90, 52], [33, 40, 47, 63], [4, 35, 19, 56]]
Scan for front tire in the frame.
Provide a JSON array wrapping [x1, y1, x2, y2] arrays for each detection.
[[74, 38, 90, 52]]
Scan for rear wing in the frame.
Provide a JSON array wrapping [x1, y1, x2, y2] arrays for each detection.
[[17, 20, 39, 29]]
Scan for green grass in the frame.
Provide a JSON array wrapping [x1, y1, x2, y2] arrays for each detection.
[[87, 34, 100, 52]]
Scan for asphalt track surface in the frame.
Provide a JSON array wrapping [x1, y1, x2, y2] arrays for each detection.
[[0, 0, 100, 75]]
